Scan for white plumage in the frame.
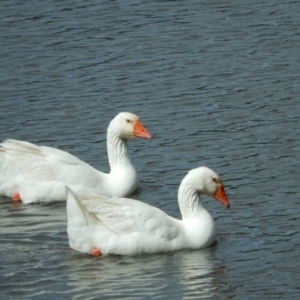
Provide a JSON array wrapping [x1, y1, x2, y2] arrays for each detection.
[[67, 166, 230, 256], [0, 112, 152, 203]]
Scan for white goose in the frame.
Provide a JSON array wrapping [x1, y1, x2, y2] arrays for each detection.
[[66, 166, 230, 256], [0, 112, 152, 203]]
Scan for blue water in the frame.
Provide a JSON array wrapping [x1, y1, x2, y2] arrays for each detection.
[[1, 0, 300, 299]]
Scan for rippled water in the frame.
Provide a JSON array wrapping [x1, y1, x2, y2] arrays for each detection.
[[1, 0, 300, 299]]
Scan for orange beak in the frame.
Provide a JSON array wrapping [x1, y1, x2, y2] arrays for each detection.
[[133, 120, 153, 139], [213, 184, 230, 208]]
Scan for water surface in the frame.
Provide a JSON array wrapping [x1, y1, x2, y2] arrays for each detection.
[[1, 0, 300, 299]]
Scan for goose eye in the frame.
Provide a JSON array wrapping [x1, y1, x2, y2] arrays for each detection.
[[126, 119, 131, 123], [212, 177, 218, 183]]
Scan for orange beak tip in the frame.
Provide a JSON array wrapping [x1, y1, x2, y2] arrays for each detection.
[[134, 120, 152, 140], [213, 184, 230, 209]]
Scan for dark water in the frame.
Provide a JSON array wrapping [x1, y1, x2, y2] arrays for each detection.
[[1, 0, 300, 299]]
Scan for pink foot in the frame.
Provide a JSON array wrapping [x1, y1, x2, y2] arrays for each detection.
[[91, 247, 102, 257], [12, 192, 21, 201]]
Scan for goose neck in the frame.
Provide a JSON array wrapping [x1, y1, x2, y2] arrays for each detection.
[[107, 131, 133, 171], [178, 180, 204, 220]]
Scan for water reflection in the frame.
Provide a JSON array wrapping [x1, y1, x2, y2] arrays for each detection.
[[65, 248, 218, 299], [176, 250, 217, 299]]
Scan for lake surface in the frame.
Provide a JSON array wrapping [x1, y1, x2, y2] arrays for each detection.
[[1, 0, 300, 299]]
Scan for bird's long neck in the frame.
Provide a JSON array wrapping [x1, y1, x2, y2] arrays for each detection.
[[107, 130, 134, 171], [178, 179, 204, 220]]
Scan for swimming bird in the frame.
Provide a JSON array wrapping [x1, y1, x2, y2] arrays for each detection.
[[0, 112, 152, 203], [66, 166, 230, 256]]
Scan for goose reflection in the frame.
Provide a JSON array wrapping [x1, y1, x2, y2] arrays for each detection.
[[175, 248, 220, 299], [65, 249, 220, 299]]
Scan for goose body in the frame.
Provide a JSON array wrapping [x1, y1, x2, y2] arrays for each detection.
[[67, 167, 230, 256], [0, 112, 152, 203]]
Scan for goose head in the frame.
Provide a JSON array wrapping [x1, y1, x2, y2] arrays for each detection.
[[186, 167, 230, 208], [109, 112, 152, 140]]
